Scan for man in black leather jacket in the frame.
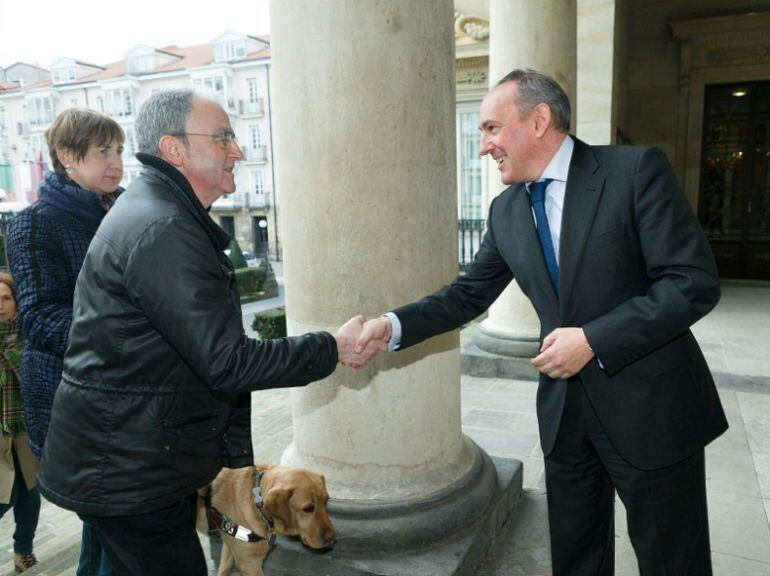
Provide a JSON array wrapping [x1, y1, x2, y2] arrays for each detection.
[[36, 90, 377, 576]]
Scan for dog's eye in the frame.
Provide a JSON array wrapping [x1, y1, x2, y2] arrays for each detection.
[[302, 504, 316, 513]]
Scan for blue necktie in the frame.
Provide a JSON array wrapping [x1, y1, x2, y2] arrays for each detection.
[[529, 179, 559, 297]]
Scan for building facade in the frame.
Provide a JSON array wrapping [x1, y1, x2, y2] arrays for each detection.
[[0, 32, 279, 259], [453, 0, 770, 282]]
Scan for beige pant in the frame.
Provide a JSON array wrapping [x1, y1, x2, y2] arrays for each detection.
[[0, 432, 38, 504]]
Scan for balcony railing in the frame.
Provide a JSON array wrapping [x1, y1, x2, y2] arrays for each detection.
[[249, 193, 267, 208], [212, 192, 241, 210], [239, 98, 265, 116], [242, 146, 267, 163]]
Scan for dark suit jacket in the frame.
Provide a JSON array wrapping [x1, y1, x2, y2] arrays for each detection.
[[393, 138, 728, 470]]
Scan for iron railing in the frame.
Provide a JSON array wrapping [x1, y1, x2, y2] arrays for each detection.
[[459, 218, 485, 269]]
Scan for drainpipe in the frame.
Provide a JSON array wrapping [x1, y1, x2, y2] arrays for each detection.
[[265, 62, 279, 261]]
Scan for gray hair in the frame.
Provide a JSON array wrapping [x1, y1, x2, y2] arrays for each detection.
[[496, 69, 571, 133], [135, 89, 194, 156]]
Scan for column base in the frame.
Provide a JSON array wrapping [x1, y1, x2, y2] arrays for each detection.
[[262, 447, 522, 576], [460, 325, 540, 380]]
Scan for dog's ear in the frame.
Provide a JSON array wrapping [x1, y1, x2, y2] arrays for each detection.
[[264, 486, 295, 532]]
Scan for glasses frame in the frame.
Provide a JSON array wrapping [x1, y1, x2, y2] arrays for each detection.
[[170, 130, 239, 149]]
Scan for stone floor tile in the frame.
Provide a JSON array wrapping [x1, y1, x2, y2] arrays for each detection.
[[464, 426, 538, 461], [463, 408, 539, 435], [712, 550, 770, 576], [764, 499, 770, 528], [708, 489, 770, 563], [751, 452, 770, 501], [476, 492, 552, 576], [705, 440, 762, 497]]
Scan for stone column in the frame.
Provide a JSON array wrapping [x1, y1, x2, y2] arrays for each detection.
[[269, 1, 519, 573], [466, 0, 577, 379], [577, 0, 621, 145]]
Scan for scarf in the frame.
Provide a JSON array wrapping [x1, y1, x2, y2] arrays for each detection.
[[38, 171, 122, 229], [0, 319, 24, 435]]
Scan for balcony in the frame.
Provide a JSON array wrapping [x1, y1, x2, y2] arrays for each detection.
[[242, 146, 268, 163], [249, 193, 267, 208], [239, 98, 265, 117], [212, 191, 241, 210]]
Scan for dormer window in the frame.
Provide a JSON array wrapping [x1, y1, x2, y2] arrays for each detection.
[[127, 54, 154, 74], [124, 45, 181, 75], [49, 57, 101, 85], [52, 67, 76, 84], [215, 41, 246, 62]]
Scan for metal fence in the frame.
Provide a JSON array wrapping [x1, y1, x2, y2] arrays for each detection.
[[458, 219, 485, 270]]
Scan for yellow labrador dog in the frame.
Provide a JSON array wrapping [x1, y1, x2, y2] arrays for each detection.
[[197, 463, 336, 576]]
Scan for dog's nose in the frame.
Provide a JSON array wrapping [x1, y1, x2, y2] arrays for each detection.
[[324, 527, 337, 547]]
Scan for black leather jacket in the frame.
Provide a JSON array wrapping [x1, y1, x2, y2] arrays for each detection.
[[37, 153, 338, 516]]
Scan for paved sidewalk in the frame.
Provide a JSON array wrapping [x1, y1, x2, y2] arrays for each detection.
[[1, 281, 768, 575]]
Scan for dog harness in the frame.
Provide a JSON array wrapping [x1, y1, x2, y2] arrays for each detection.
[[205, 469, 277, 545]]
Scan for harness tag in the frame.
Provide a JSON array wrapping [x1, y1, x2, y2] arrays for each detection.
[[234, 526, 252, 542]]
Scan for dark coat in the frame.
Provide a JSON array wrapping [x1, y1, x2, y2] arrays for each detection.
[[394, 139, 728, 470], [6, 172, 119, 457], [37, 153, 338, 516]]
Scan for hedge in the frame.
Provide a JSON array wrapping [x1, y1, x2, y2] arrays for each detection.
[[227, 239, 248, 269], [252, 307, 287, 339], [235, 267, 267, 294]]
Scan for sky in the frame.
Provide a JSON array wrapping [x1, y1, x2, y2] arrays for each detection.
[[0, 0, 270, 69]]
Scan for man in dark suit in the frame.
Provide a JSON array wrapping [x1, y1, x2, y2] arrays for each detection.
[[355, 69, 728, 575]]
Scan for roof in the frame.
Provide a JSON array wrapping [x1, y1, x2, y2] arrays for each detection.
[[0, 33, 272, 94]]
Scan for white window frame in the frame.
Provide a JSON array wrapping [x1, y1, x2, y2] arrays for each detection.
[[248, 125, 261, 151], [27, 96, 55, 127], [246, 78, 259, 103], [455, 102, 486, 221], [251, 170, 265, 195], [123, 128, 136, 158], [127, 54, 154, 75], [103, 88, 134, 117], [53, 67, 75, 84]]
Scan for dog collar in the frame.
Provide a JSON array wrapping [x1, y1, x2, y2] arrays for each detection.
[[204, 481, 277, 545], [253, 469, 277, 544]]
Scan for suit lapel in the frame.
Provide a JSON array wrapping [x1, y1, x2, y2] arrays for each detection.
[[559, 139, 606, 314], [510, 184, 560, 310]]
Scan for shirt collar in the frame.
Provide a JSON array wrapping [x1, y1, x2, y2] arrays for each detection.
[[537, 135, 573, 184]]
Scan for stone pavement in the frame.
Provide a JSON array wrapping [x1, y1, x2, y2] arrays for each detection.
[[2, 281, 769, 575]]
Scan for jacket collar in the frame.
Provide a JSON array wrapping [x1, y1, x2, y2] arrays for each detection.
[[38, 172, 122, 228], [135, 152, 231, 252]]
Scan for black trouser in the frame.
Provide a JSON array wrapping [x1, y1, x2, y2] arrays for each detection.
[[544, 381, 712, 576], [81, 493, 206, 576]]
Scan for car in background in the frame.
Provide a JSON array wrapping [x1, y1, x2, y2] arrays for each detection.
[[242, 251, 260, 268], [224, 248, 261, 268]]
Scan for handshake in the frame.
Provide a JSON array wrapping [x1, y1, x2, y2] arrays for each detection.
[[334, 315, 393, 369]]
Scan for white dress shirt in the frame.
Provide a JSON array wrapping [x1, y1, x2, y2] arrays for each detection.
[[529, 135, 574, 259], [387, 136, 575, 351]]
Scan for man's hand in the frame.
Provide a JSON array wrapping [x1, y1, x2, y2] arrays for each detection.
[[531, 327, 595, 379], [355, 316, 392, 355], [335, 315, 388, 369]]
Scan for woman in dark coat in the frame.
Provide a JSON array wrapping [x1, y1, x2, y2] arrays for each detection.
[[7, 108, 124, 576]]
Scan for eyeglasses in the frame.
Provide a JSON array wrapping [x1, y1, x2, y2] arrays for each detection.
[[170, 130, 239, 149]]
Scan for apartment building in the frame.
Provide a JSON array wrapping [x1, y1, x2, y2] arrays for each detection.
[[0, 32, 278, 258]]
